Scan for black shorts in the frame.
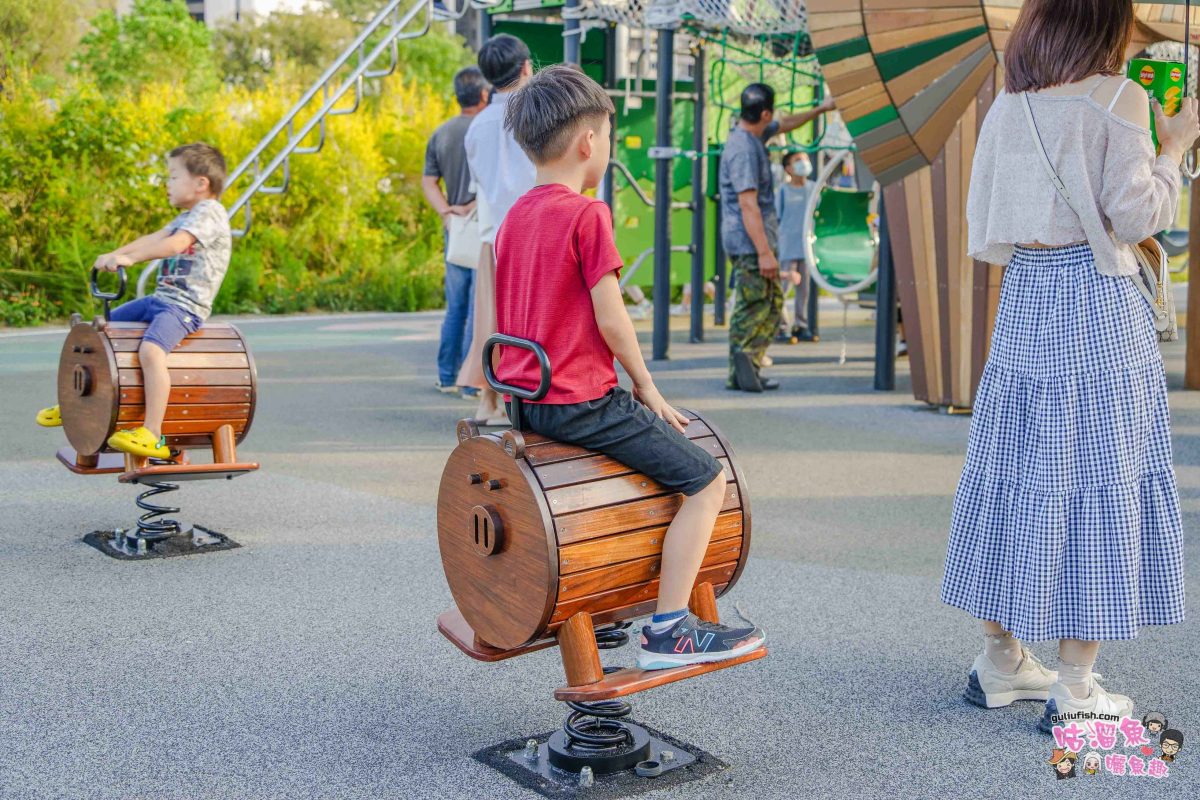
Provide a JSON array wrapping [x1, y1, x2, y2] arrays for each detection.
[[514, 387, 724, 497]]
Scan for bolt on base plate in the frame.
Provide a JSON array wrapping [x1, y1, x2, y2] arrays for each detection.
[[473, 721, 727, 799], [83, 526, 241, 560]]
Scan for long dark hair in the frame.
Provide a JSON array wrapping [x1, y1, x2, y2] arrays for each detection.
[[1004, 0, 1134, 93]]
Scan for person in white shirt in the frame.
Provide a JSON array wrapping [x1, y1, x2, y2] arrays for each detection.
[[455, 34, 537, 425]]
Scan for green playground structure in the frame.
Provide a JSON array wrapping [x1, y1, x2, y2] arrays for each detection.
[[803, 150, 879, 296], [483, 5, 878, 353]]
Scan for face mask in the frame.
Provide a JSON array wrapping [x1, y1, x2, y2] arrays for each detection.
[[788, 159, 813, 179]]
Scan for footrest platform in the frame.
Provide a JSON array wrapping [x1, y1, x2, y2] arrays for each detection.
[[553, 647, 768, 702], [119, 462, 260, 484]]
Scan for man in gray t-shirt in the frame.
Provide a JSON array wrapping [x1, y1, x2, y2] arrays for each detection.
[[422, 66, 490, 392], [720, 84, 833, 392]]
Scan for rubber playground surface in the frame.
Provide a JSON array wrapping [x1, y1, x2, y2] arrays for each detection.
[[2, 304, 1198, 799]]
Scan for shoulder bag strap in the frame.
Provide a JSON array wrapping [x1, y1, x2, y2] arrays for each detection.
[[1020, 91, 1076, 210], [1020, 92, 1164, 316]]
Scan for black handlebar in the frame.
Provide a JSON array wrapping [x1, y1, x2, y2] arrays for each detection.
[[90, 266, 127, 322], [483, 334, 552, 402]]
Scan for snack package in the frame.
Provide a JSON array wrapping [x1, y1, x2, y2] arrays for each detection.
[[1128, 58, 1186, 150]]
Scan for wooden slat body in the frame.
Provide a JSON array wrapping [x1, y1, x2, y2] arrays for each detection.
[[437, 411, 753, 650]]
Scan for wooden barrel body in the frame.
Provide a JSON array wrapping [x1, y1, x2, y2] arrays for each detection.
[[57, 317, 257, 457], [437, 411, 751, 651]]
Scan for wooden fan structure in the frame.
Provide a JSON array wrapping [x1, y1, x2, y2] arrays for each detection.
[[808, 1, 1198, 409]]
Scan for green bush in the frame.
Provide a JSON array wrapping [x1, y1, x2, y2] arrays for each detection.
[[0, 1, 472, 326]]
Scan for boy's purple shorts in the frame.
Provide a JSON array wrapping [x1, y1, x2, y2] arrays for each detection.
[[109, 296, 201, 353]]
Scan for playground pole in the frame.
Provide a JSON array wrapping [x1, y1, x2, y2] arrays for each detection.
[[689, 44, 706, 343], [479, 5, 492, 41], [1187, 177, 1200, 388], [652, 27, 675, 360], [874, 195, 897, 391], [563, 0, 580, 64], [601, 24, 616, 212], [714, 154, 727, 326]]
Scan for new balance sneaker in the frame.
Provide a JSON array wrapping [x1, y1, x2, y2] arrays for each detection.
[[36, 404, 63, 427], [434, 381, 459, 395], [637, 613, 766, 671], [1039, 678, 1134, 734], [963, 648, 1057, 709]]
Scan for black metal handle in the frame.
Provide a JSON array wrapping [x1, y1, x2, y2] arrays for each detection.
[[483, 334, 551, 401], [90, 266, 127, 322]]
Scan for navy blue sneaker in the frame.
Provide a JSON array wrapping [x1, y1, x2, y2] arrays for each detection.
[[636, 613, 766, 671]]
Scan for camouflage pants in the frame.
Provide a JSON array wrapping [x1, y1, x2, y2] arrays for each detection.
[[728, 253, 784, 387]]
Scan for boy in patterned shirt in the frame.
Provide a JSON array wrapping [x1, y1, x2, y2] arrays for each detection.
[[38, 143, 232, 459]]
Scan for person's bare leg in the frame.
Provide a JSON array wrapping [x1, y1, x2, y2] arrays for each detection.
[[981, 619, 1023, 672], [139, 341, 170, 439], [655, 472, 727, 614], [1059, 639, 1101, 699], [474, 387, 503, 422]]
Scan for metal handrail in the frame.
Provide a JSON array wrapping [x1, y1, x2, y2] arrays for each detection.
[[609, 159, 691, 211], [140, 0, 433, 296]]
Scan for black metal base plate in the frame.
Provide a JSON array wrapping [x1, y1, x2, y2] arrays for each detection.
[[83, 526, 241, 560], [473, 721, 728, 799], [547, 722, 652, 775]]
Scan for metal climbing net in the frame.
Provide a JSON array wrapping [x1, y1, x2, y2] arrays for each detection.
[[566, 0, 807, 36]]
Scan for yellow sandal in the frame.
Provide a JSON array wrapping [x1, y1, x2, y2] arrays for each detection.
[[36, 405, 63, 427], [107, 426, 170, 459]]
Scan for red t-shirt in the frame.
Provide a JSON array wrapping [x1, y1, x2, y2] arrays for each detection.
[[494, 184, 623, 404]]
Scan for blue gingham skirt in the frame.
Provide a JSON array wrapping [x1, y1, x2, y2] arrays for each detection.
[[940, 244, 1184, 641]]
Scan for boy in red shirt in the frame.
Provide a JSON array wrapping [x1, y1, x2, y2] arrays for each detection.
[[495, 65, 765, 670]]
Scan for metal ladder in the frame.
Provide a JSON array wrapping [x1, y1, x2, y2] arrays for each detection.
[[139, 0, 467, 296]]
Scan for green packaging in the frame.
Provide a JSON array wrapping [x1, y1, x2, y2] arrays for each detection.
[[1128, 58, 1186, 150]]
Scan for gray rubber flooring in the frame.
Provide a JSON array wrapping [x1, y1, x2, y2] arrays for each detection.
[[1, 305, 1196, 799]]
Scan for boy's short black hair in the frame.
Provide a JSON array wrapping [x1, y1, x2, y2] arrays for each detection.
[[505, 65, 615, 164], [478, 34, 530, 91], [453, 66, 488, 108], [740, 82, 775, 123], [168, 142, 227, 196], [1162, 729, 1184, 745], [781, 150, 806, 167]]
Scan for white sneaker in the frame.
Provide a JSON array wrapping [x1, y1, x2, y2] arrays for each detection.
[[964, 648, 1057, 709], [1039, 677, 1134, 734]]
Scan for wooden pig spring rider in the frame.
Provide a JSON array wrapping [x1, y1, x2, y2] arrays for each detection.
[[50, 268, 259, 559], [437, 335, 766, 790]]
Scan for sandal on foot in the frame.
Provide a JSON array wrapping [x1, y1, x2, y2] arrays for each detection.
[[36, 405, 63, 427], [107, 426, 170, 459]]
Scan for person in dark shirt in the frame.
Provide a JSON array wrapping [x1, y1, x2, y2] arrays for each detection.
[[720, 85, 832, 391], [422, 66, 489, 395]]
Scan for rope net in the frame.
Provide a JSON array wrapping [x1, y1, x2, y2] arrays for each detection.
[[567, 0, 808, 36]]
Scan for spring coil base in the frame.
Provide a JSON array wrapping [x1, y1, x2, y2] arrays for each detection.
[[133, 458, 183, 542], [547, 622, 652, 774]]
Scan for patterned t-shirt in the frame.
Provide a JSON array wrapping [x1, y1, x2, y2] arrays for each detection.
[[155, 198, 232, 320]]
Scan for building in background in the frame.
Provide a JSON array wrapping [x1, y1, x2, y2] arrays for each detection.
[[117, 0, 313, 25]]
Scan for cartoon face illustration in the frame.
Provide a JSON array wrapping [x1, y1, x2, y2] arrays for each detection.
[[1143, 712, 1168, 734], [1048, 748, 1078, 779], [1082, 752, 1102, 775], [1160, 729, 1184, 762]]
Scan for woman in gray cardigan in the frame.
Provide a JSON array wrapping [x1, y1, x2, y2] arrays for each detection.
[[941, 0, 1198, 733]]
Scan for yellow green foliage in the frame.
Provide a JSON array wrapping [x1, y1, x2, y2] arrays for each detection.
[[0, 69, 463, 324], [0, 2, 472, 328]]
